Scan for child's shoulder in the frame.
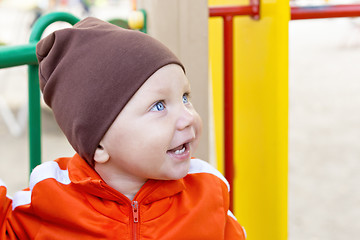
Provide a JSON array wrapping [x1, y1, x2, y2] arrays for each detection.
[[29, 157, 72, 190], [187, 158, 230, 191], [10, 158, 72, 211]]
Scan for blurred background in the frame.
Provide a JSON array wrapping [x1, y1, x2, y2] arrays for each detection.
[[289, 14, 360, 240], [1, 0, 360, 239]]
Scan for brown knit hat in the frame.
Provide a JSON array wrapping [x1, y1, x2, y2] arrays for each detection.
[[36, 17, 184, 165]]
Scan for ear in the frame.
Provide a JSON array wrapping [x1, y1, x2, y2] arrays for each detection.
[[94, 142, 110, 164]]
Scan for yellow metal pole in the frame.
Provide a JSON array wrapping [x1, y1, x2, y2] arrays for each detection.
[[209, 14, 225, 174], [209, 0, 289, 239]]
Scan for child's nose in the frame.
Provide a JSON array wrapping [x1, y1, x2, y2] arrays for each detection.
[[176, 107, 195, 131]]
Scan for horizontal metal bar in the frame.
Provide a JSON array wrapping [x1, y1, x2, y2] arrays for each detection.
[[291, 4, 360, 20], [209, 0, 260, 20], [209, 5, 254, 17], [0, 44, 37, 69]]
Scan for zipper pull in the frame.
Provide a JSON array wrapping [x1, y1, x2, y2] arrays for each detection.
[[132, 201, 139, 223]]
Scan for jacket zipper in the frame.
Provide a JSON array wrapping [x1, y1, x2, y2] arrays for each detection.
[[132, 201, 139, 240]]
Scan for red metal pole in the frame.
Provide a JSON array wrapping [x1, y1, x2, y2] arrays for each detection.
[[291, 4, 360, 20], [223, 15, 234, 212]]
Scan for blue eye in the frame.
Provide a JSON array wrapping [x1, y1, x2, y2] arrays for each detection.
[[151, 101, 165, 111], [183, 94, 189, 104]]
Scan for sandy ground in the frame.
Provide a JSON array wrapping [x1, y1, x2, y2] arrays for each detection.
[[1, 5, 360, 240], [289, 18, 360, 239]]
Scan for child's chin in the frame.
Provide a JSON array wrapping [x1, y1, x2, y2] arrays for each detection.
[[170, 169, 190, 180], [160, 169, 189, 181]]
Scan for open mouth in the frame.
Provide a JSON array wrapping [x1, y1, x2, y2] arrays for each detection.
[[167, 142, 189, 156]]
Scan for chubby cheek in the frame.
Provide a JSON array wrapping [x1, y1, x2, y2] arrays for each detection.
[[128, 126, 170, 160]]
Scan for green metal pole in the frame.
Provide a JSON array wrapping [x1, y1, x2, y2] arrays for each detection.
[[28, 12, 79, 174], [28, 65, 42, 173], [140, 9, 147, 33]]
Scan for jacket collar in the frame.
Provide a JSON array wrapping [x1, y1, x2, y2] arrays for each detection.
[[67, 154, 185, 204]]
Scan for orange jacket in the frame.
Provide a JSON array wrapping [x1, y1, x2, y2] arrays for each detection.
[[0, 154, 246, 239]]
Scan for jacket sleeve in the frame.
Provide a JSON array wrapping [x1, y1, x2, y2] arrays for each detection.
[[0, 179, 17, 239], [224, 210, 247, 239], [0, 179, 40, 240]]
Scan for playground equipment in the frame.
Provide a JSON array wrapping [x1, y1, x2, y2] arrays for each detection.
[[0, 12, 80, 173], [209, 1, 288, 239], [128, 9, 146, 30], [209, 0, 360, 240], [291, 4, 360, 20]]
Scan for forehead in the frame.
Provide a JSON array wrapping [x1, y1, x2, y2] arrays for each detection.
[[139, 64, 190, 94]]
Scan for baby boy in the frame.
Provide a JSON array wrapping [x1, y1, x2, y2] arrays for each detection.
[[0, 17, 246, 239]]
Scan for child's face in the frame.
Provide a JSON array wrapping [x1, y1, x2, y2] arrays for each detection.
[[97, 64, 202, 182]]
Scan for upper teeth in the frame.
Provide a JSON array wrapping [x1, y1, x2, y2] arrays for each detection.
[[175, 146, 185, 155]]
